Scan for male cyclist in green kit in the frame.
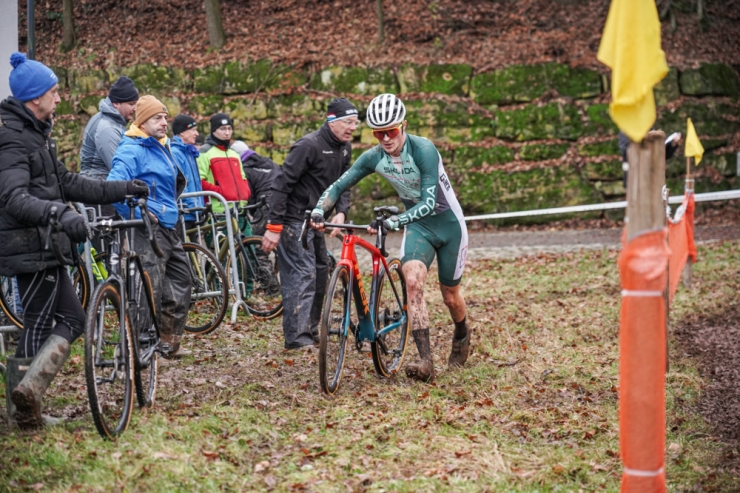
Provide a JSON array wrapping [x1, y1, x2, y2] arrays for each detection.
[[311, 93, 471, 383]]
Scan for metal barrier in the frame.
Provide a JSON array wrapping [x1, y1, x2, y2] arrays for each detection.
[[179, 191, 249, 323]]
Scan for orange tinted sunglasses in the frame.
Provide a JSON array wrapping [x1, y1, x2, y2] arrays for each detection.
[[372, 123, 404, 141]]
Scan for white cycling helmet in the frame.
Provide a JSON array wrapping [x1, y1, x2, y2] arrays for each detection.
[[366, 93, 406, 129]]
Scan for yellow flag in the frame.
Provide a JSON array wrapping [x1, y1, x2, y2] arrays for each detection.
[[684, 118, 704, 165], [597, 0, 669, 143]]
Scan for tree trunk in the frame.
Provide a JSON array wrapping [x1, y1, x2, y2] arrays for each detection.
[[376, 0, 385, 44], [61, 0, 76, 52], [204, 0, 226, 49]]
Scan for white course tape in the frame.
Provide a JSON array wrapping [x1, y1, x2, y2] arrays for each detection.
[[621, 290, 663, 297], [624, 466, 664, 477]]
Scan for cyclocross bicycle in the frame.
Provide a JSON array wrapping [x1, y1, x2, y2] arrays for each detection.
[[84, 197, 165, 439], [301, 206, 409, 396]]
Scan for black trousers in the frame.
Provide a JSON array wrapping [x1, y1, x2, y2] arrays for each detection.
[[15, 266, 85, 358], [134, 226, 192, 338]]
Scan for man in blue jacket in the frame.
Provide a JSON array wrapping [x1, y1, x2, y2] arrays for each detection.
[[170, 114, 204, 241], [108, 95, 192, 358]]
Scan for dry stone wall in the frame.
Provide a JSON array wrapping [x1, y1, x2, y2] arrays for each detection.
[[50, 60, 739, 224]]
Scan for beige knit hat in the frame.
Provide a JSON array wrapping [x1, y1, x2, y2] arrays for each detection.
[[134, 95, 168, 126]]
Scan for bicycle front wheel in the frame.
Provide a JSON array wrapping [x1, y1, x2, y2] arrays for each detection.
[[239, 236, 283, 319], [183, 242, 228, 335], [371, 258, 409, 378], [84, 281, 135, 439], [319, 265, 351, 395]]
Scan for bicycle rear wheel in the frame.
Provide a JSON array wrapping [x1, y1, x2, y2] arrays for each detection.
[[239, 236, 283, 319], [319, 265, 351, 395], [371, 258, 409, 377], [183, 242, 228, 335], [129, 262, 158, 409], [84, 281, 135, 438]]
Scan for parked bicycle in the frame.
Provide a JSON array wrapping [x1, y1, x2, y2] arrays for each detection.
[[182, 196, 282, 323], [301, 206, 409, 395], [84, 197, 166, 438]]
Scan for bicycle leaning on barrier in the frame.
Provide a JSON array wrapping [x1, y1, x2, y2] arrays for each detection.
[[180, 194, 282, 327], [303, 206, 409, 396]]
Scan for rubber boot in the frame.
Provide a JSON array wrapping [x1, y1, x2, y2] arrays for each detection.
[[11, 335, 70, 429], [448, 319, 471, 368], [405, 329, 435, 383], [4, 356, 34, 427], [161, 334, 191, 359]]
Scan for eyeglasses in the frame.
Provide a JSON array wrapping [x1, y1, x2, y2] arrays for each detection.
[[372, 124, 404, 141]]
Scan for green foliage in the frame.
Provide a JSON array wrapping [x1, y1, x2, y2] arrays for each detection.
[[495, 102, 584, 141], [519, 143, 570, 161], [578, 140, 620, 157], [397, 64, 473, 95], [308, 66, 398, 94], [679, 63, 740, 97]]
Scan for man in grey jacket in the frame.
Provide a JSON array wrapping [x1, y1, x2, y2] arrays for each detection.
[[79, 76, 139, 179]]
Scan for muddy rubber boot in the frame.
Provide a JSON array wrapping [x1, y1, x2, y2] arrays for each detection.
[[161, 334, 191, 360], [448, 319, 471, 368], [405, 329, 435, 383], [11, 335, 70, 429], [4, 356, 34, 427]]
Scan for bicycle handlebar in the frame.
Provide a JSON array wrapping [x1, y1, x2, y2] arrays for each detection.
[[89, 197, 164, 258], [301, 205, 400, 257]]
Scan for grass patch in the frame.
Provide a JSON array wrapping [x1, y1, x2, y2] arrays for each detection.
[[1, 241, 738, 491]]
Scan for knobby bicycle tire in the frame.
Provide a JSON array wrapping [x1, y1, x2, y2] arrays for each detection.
[[319, 264, 351, 395], [84, 280, 135, 439], [129, 261, 158, 408], [183, 242, 228, 335], [371, 258, 410, 377], [234, 236, 283, 320]]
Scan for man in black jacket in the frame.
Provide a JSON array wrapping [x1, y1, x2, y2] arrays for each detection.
[[261, 98, 357, 349], [230, 140, 280, 236], [0, 53, 147, 428]]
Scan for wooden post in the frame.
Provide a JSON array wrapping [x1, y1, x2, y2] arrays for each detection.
[[626, 131, 666, 239], [620, 130, 668, 493]]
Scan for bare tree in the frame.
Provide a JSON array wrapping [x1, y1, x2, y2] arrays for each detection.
[[61, 0, 76, 52], [376, 0, 385, 44], [205, 0, 226, 49]]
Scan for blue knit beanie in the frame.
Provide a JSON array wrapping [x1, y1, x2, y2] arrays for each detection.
[[9, 52, 58, 102]]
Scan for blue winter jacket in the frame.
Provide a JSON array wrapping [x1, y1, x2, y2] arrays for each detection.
[[171, 136, 204, 222], [108, 131, 186, 229]]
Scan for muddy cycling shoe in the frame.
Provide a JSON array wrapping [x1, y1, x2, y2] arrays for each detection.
[[405, 329, 435, 383], [448, 334, 470, 368], [405, 359, 435, 382]]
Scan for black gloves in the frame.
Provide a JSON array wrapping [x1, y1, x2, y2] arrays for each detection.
[[311, 213, 325, 227], [127, 179, 149, 197], [59, 207, 89, 243]]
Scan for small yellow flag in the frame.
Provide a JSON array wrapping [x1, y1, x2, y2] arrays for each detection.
[[597, 0, 669, 143], [684, 118, 704, 165]]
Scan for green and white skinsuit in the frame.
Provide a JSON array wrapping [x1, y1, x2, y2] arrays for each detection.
[[314, 133, 468, 286]]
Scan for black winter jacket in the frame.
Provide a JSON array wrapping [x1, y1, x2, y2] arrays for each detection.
[[267, 123, 351, 225], [0, 97, 129, 276], [242, 151, 280, 206]]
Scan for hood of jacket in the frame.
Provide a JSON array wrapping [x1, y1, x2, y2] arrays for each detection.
[[98, 97, 127, 126], [0, 96, 51, 136], [124, 122, 168, 147], [172, 135, 200, 158]]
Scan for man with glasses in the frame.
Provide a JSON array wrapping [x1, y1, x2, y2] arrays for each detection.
[[262, 98, 358, 350], [311, 93, 470, 383]]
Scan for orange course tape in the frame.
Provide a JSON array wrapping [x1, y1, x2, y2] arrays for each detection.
[[667, 194, 697, 302], [618, 229, 670, 493]]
